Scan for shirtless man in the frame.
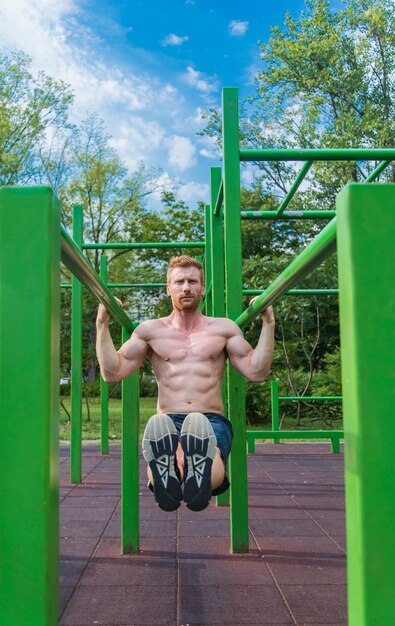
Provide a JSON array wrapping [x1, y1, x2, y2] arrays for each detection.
[[96, 255, 275, 512]]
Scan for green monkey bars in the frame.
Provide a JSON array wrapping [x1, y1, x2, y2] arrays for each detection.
[[1, 86, 395, 626]]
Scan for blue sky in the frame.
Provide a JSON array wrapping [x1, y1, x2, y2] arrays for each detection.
[[0, 0, 342, 207]]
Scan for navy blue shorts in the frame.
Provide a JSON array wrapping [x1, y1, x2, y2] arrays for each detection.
[[168, 412, 233, 496]]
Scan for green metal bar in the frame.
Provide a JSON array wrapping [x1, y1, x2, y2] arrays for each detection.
[[204, 204, 213, 316], [241, 210, 336, 220], [121, 327, 140, 554], [61, 226, 136, 334], [276, 161, 313, 216], [61, 283, 167, 289], [62, 284, 340, 295], [243, 289, 339, 296], [246, 432, 256, 454], [331, 437, 341, 454], [365, 160, 392, 182], [247, 430, 343, 440], [210, 166, 229, 508], [337, 183, 395, 625], [214, 177, 224, 217], [271, 381, 280, 444], [279, 395, 342, 401], [223, 87, 249, 553], [210, 167, 226, 320], [236, 217, 337, 329], [100, 255, 109, 456], [195, 254, 205, 312], [0, 186, 60, 625], [70, 205, 83, 484], [82, 241, 205, 250], [240, 149, 395, 162]]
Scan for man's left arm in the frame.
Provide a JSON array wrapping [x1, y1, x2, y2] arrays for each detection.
[[225, 305, 275, 382]]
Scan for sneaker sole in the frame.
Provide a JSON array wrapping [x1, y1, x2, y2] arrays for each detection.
[[180, 413, 217, 512], [142, 413, 182, 512]]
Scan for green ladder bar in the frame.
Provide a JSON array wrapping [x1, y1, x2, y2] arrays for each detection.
[[0, 187, 60, 626], [121, 328, 140, 554], [337, 183, 395, 626], [223, 87, 249, 552], [70, 205, 83, 483], [100, 255, 109, 455]]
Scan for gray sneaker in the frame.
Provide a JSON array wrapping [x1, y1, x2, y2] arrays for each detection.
[[142, 414, 183, 511], [180, 413, 217, 512]]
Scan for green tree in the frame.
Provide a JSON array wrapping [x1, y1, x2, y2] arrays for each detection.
[[201, 0, 395, 426], [250, 0, 395, 205], [0, 50, 73, 185]]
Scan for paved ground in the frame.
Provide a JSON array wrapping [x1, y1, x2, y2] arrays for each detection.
[[59, 443, 347, 625]]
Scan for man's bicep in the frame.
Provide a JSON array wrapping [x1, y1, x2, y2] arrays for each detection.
[[118, 332, 149, 369], [226, 331, 252, 365]]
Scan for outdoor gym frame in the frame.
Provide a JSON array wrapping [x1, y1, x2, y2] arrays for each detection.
[[1, 86, 395, 626]]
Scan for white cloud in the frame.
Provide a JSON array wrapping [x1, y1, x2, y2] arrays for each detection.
[[229, 20, 249, 36], [161, 33, 189, 46], [178, 181, 209, 205], [184, 66, 218, 93], [0, 0, 215, 206], [167, 135, 197, 171], [198, 135, 219, 160], [0, 0, 154, 120], [109, 118, 166, 170]]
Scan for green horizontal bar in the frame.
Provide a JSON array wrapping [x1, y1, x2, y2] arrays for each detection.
[[243, 289, 338, 296], [240, 149, 395, 162], [236, 217, 337, 328], [61, 284, 339, 295], [240, 210, 336, 220], [277, 161, 313, 216], [278, 396, 342, 401], [240, 162, 390, 223], [61, 283, 166, 289], [247, 430, 344, 439], [214, 178, 224, 217], [60, 227, 137, 333], [82, 241, 205, 250]]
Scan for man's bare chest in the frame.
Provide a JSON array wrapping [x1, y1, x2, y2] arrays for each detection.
[[149, 330, 226, 363]]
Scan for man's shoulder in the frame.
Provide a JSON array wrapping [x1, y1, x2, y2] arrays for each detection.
[[134, 317, 167, 339], [206, 316, 241, 335]]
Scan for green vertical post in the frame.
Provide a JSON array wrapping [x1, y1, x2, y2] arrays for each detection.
[[271, 381, 280, 443], [0, 187, 60, 626], [100, 255, 109, 455], [222, 87, 249, 553], [210, 167, 229, 507], [70, 205, 83, 483], [204, 203, 213, 316], [210, 167, 225, 319], [337, 183, 395, 626], [247, 433, 255, 454], [121, 327, 140, 554]]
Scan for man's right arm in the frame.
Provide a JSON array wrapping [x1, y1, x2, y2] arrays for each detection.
[[96, 303, 149, 382]]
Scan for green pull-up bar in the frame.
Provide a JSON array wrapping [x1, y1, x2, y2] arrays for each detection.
[[61, 226, 137, 334]]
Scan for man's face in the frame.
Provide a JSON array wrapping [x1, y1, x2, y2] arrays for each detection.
[[167, 266, 205, 312]]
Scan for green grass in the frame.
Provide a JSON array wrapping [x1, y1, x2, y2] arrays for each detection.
[[59, 396, 157, 442]]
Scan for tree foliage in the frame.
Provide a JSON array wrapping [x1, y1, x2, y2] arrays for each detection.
[[0, 51, 73, 185]]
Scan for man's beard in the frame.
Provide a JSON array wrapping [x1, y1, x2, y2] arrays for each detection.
[[174, 293, 200, 311]]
